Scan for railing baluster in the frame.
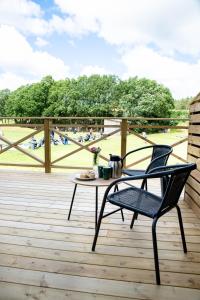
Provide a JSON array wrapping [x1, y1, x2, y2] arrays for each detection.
[[44, 118, 51, 173], [121, 119, 128, 167]]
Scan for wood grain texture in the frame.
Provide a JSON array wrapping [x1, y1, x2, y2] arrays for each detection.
[[0, 170, 199, 300], [185, 97, 200, 214]]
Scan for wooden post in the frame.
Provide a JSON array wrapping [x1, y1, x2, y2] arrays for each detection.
[[44, 118, 51, 173], [121, 119, 128, 167]]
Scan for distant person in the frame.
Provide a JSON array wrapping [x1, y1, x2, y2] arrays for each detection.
[[84, 133, 90, 142], [37, 137, 44, 148], [73, 128, 77, 134], [59, 134, 68, 145], [78, 136, 83, 143], [63, 135, 68, 145], [142, 131, 147, 139], [30, 136, 37, 150], [52, 138, 59, 145], [99, 128, 104, 137], [59, 135, 64, 144], [50, 130, 59, 145], [89, 128, 94, 140], [50, 130, 55, 139]]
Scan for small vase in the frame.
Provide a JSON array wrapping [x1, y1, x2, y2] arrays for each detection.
[[93, 153, 99, 177], [93, 153, 99, 166]]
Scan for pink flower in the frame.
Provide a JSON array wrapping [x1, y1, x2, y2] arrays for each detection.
[[89, 146, 101, 154]]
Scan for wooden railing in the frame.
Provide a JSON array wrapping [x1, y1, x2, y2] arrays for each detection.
[[0, 117, 189, 173]]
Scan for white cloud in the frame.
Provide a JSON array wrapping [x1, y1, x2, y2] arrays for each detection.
[[53, 0, 200, 97], [53, 0, 200, 55], [121, 46, 200, 98], [0, 25, 70, 90], [80, 65, 109, 76], [35, 37, 49, 47], [49, 13, 98, 36], [1, 0, 200, 98], [0, 0, 49, 35], [0, 72, 33, 90]]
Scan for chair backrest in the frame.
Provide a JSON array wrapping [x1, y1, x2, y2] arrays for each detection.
[[146, 145, 172, 173], [158, 163, 196, 214]]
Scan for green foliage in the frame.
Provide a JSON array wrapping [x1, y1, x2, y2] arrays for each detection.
[[119, 77, 174, 118], [170, 109, 189, 119], [2, 75, 175, 129], [174, 97, 192, 110], [5, 76, 54, 118], [0, 89, 10, 116], [118, 78, 174, 132]]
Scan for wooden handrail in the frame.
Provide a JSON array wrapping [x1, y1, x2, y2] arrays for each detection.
[[0, 116, 189, 121]]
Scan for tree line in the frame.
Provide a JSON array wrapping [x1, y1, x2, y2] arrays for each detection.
[[0, 73, 181, 128]]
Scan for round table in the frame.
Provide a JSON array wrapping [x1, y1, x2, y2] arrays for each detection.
[[68, 176, 119, 229]]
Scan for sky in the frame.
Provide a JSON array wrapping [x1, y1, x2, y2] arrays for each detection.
[[0, 0, 200, 99]]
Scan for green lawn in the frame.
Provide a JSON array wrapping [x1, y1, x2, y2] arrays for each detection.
[[0, 127, 188, 172]]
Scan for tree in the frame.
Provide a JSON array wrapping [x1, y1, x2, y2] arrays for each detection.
[[117, 78, 174, 131], [118, 77, 174, 118], [0, 89, 10, 116], [174, 97, 192, 110], [72, 75, 120, 117], [3, 74, 175, 127], [5, 76, 54, 118]]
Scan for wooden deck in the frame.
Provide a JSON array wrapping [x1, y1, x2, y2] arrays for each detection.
[[0, 171, 199, 300]]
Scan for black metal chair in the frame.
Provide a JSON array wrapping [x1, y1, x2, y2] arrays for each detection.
[[92, 163, 196, 285], [111, 145, 172, 225], [122, 144, 172, 225], [122, 144, 173, 177]]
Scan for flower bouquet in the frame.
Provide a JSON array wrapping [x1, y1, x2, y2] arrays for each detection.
[[89, 146, 101, 166]]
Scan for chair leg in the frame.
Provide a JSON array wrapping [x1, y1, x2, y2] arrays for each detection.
[[145, 180, 148, 191], [120, 209, 124, 222], [176, 205, 187, 253], [152, 217, 160, 285], [114, 184, 124, 222], [92, 196, 107, 251], [68, 183, 77, 220], [130, 212, 138, 229]]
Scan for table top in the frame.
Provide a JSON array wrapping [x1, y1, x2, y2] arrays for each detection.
[[71, 175, 118, 187]]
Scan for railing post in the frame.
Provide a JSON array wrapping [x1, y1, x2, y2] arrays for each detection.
[[121, 119, 128, 167], [44, 118, 51, 173]]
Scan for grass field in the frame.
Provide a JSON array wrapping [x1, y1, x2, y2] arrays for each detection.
[[0, 126, 188, 172]]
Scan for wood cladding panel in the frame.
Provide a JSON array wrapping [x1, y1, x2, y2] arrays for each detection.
[[188, 135, 200, 147], [185, 185, 200, 208], [189, 125, 200, 135], [185, 95, 200, 216], [188, 145, 200, 157], [190, 113, 200, 123]]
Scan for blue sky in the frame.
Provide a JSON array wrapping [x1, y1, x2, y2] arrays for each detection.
[[0, 0, 200, 99]]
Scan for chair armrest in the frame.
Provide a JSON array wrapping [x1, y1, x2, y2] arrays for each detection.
[[148, 163, 194, 174]]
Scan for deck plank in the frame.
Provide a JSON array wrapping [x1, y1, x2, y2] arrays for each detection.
[[0, 170, 199, 299]]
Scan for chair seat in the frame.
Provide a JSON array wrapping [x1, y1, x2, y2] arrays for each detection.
[[122, 169, 145, 176], [108, 187, 162, 218]]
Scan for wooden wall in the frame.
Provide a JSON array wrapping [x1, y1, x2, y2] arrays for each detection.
[[184, 92, 200, 216]]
